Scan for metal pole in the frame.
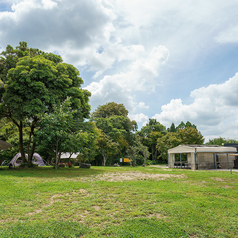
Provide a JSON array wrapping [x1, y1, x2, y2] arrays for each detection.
[[180, 153, 182, 169], [227, 153, 229, 170], [167, 153, 169, 167], [213, 153, 215, 169], [194, 153, 196, 170]]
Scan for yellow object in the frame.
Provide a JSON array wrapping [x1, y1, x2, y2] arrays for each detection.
[[124, 158, 130, 163]]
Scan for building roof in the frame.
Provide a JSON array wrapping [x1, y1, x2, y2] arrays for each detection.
[[61, 152, 80, 159], [168, 144, 237, 154]]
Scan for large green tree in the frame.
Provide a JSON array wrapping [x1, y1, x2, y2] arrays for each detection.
[[91, 102, 129, 119], [92, 102, 137, 165], [137, 118, 166, 160], [157, 127, 204, 161], [157, 132, 182, 160], [177, 127, 204, 145], [0, 42, 91, 165], [35, 99, 96, 169]]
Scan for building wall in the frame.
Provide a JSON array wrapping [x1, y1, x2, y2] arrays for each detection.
[[168, 152, 235, 170], [196, 153, 235, 170]]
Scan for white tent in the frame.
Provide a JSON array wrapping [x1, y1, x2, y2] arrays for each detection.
[[9, 153, 45, 166], [60, 152, 80, 159]]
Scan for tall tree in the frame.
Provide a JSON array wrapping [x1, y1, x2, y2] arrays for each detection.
[[96, 131, 119, 166], [157, 127, 204, 161], [137, 118, 166, 160], [92, 102, 137, 165], [177, 127, 204, 145], [0, 42, 91, 165], [167, 122, 176, 132], [127, 135, 150, 166], [35, 99, 96, 169], [157, 132, 182, 160], [176, 121, 197, 130], [94, 116, 129, 165], [91, 102, 129, 119]]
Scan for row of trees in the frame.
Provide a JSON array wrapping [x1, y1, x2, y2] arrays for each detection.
[[1, 42, 235, 167]]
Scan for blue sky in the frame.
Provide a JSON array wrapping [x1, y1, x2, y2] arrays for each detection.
[[1, 0, 238, 141]]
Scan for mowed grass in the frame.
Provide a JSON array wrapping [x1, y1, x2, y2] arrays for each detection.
[[0, 166, 238, 238]]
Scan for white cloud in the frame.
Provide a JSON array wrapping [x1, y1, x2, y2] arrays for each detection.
[[216, 26, 238, 44], [42, 0, 57, 10], [1, 0, 238, 141], [138, 102, 149, 109], [153, 73, 238, 139], [129, 113, 149, 125], [85, 75, 136, 112], [85, 45, 169, 112], [0, 0, 116, 69]]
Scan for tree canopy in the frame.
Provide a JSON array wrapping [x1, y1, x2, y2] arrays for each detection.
[[92, 102, 137, 165], [0, 42, 91, 165], [137, 118, 166, 160], [91, 102, 129, 119]]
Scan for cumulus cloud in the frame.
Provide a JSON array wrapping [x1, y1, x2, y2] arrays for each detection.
[[85, 45, 169, 112], [153, 73, 238, 139], [1, 0, 238, 141], [0, 0, 116, 69], [138, 102, 149, 110], [129, 113, 149, 126]]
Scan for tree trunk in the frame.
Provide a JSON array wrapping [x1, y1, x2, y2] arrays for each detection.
[[10, 117, 26, 163], [55, 138, 59, 169], [19, 121, 27, 163], [28, 142, 36, 165], [102, 155, 107, 166], [27, 118, 38, 164]]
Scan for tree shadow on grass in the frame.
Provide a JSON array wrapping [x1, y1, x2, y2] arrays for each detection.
[[0, 166, 105, 178]]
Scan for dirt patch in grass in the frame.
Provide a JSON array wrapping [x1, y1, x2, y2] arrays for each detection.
[[27, 194, 65, 216], [84, 172, 187, 182], [210, 177, 226, 182], [224, 185, 235, 189]]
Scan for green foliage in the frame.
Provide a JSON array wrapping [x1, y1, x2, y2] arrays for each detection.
[[176, 121, 197, 130], [75, 122, 99, 163], [91, 102, 129, 119], [127, 135, 150, 166], [0, 42, 91, 164], [0, 118, 29, 162], [167, 122, 176, 132], [206, 137, 238, 145], [137, 118, 166, 160], [157, 127, 204, 160], [92, 102, 137, 165], [35, 99, 96, 169], [177, 127, 204, 145], [157, 132, 182, 160], [96, 131, 119, 166]]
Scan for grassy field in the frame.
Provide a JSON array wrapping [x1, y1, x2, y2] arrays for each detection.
[[0, 165, 237, 238]]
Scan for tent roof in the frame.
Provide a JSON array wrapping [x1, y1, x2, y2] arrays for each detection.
[[0, 140, 13, 150], [61, 152, 80, 159], [168, 144, 237, 154]]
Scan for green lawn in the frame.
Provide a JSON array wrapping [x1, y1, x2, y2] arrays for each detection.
[[0, 166, 237, 237]]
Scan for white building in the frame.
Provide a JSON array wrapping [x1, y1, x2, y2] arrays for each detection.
[[168, 145, 237, 170]]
